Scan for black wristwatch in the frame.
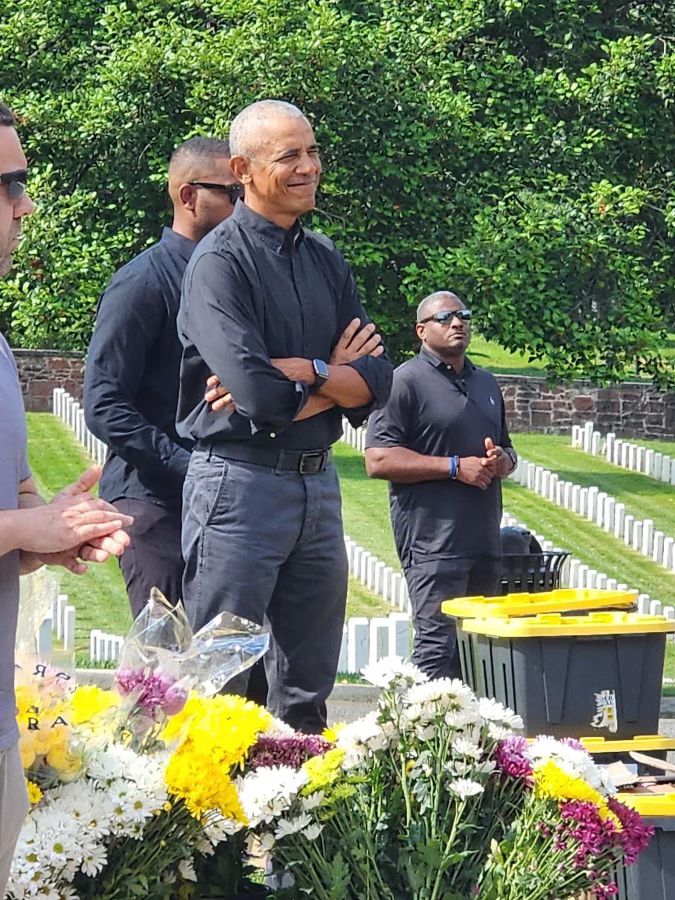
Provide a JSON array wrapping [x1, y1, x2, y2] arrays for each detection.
[[310, 359, 329, 393]]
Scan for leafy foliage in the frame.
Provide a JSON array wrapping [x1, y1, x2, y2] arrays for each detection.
[[1, 0, 673, 381]]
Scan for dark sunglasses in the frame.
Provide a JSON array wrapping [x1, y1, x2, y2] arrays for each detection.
[[0, 169, 28, 201], [189, 181, 244, 204], [419, 309, 472, 325]]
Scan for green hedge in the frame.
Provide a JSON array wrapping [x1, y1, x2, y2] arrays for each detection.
[[1, 0, 673, 383]]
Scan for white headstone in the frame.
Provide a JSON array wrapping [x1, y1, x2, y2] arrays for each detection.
[[636, 446, 646, 473], [389, 614, 411, 658], [595, 492, 607, 527], [632, 520, 643, 552], [604, 497, 616, 532], [641, 519, 654, 557], [347, 618, 370, 674], [614, 503, 626, 539]]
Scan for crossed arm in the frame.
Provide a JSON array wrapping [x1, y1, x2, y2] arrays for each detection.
[[205, 317, 385, 420]]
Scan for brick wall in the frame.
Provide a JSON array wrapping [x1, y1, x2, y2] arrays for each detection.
[[14, 350, 675, 439], [499, 375, 675, 439]]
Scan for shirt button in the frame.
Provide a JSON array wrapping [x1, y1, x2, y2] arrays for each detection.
[[270, 432, 276, 439]]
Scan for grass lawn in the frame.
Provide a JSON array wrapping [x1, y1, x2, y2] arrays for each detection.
[[468, 334, 545, 377], [25, 414, 393, 652]]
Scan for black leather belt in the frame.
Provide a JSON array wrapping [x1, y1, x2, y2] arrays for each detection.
[[201, 442, 330, 475]]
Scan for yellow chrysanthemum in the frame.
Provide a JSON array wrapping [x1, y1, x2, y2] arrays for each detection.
[[159, 694, 206, 745], [164, 694, 271, 820], [302, 747, 346, 793], [165, 753, 245, 821], [26, 780, 43, 805], [534, 760, 612, 818], [323, 722, 346, 742], [69, 685, 120, 727]]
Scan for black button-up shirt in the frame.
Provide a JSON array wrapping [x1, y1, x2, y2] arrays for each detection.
[[84, 228, 196, 509], [366, 347, 514, 563], [177, 202, 393, 451]]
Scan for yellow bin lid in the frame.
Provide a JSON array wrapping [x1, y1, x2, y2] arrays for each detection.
[[461, 611, 675, 638], [617, 792, 675, 817], [580, 735, 675, 754], [442, 588, 637, 620]]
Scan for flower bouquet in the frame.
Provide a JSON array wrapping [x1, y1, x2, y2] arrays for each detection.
[[238, 658, 652, 900], [8, 591, 272, 900]]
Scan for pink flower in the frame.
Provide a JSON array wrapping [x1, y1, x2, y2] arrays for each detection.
[[495, 736, 533, 780], [607, 798, 655, 865]]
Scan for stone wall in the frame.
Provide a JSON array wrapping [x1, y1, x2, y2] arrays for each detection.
[[13, 349, 675, 439], [14, 349, 85, 412], [499, 375, 675, 439]]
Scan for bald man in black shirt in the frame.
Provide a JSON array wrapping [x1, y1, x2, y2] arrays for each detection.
[[366, 291, 517, 680], [177, 100, 392, 732]]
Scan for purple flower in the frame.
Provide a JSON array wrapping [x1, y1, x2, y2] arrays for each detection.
[[558, 800, 618, 869], [114, 667, 182, 718], [495, 736, 533, 780], [247, 734, 333, 770], [162, 683, 188, 716], [607, 798, 655, 865]]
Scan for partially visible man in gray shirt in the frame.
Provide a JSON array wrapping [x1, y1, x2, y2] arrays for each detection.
[[0, 101, 133, 895]]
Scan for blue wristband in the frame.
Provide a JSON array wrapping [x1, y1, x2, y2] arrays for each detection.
[[449, 455, 458, 479]]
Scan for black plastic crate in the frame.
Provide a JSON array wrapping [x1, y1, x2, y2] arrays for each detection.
[[615, 817, 675, 899], [462, 615, 670, 739]]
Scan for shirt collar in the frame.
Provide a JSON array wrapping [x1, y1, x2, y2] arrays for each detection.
[[419, 345, 476, 377], [232, 201, 305, 254], [160, 227, 198, 264]]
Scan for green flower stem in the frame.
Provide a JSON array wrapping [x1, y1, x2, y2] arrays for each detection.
[[427, 799, 466, 900]]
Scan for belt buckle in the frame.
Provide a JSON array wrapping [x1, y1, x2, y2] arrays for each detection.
[[298, 451, 327, 475]]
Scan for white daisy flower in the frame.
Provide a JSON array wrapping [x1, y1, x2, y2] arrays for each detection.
[[448, 778, 484, 800]]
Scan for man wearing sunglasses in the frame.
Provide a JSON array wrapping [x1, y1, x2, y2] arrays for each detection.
[[365, 291, 517, 680], [84, 137, 240, 618], [0, 101, 134, 896]]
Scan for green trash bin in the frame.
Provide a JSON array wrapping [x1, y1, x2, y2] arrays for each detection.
[[457, 611, 675, 738]]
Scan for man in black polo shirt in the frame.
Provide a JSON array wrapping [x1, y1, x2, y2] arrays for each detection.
[[365, 291, 517, 680], [176, 99, 392, 732], [84, 137, 238, 617]]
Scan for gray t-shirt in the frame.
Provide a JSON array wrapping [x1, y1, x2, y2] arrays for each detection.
[[0, 332, 30, 750]]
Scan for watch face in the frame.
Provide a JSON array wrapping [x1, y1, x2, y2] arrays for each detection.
[[313, 359, 329, 379]]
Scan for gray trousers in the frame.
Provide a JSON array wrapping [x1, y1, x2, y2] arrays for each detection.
[[182, 449, 348, 733]]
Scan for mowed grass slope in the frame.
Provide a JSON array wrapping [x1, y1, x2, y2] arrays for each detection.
[[25, 414, 392, 651], [514, 433, 675, 538]]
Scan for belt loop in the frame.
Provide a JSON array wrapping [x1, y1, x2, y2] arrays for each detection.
[[275, 449, 286, 476], [206, 443, 213, 462]]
